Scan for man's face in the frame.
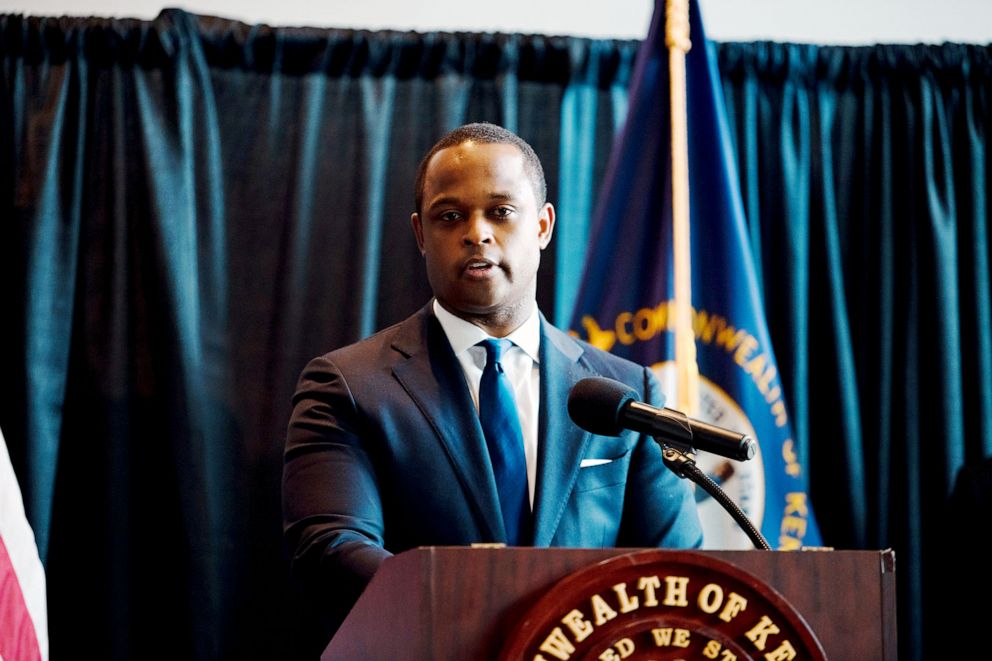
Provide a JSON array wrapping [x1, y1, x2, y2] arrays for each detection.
[[411, 141, 555, 335]]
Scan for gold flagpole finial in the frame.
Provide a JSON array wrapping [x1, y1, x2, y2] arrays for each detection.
[[665, 0, 692, 53]]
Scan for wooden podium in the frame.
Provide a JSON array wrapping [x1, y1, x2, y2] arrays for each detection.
[[323, 547, 897, 660]]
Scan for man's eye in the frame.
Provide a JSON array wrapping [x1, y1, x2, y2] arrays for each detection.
[[439, 211, 462, 222], [492, 206, 514, 218]]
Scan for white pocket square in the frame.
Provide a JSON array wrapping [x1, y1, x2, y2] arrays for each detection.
[[580, 458, 613, 468]]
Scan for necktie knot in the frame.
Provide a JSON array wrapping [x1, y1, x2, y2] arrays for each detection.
[[480, 338, 512, 366]]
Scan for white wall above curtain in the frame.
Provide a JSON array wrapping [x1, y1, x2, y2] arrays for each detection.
[[1, 0, 991, 43]]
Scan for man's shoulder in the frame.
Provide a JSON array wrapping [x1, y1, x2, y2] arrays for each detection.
[[542, 321, 649, 381], [314, 306, 430, 370]]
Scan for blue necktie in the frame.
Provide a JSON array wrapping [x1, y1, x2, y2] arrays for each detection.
[[477, 339, 530, 545]]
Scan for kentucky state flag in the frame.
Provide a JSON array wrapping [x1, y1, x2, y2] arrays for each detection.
[[569, 0, 821, 549]]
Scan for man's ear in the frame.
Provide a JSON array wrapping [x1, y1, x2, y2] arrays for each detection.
[[411, 212, 426, 255], [537, 203, 556, 250]]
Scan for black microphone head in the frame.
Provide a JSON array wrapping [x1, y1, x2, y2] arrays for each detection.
[[568, 377, 638, 436]]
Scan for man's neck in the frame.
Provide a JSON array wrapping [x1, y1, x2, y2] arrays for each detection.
[[432, 298, 541, 368], [435, 300, 536, 338]]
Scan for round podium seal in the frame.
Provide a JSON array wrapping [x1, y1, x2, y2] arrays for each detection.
[[500, 551, 826, 660]]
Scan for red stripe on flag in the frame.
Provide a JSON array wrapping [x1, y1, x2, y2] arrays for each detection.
[[0, 536, 42, 661]]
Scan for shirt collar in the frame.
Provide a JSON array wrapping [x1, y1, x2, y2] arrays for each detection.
[[432, 299, 541, 364]]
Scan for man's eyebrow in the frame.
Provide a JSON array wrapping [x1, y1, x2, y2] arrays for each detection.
[[426, 192, 515, 210], [426, 195, 461, 210]]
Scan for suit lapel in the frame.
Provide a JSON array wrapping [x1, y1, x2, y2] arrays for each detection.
[[390, 306, 506, 542], [532, 319, 594, 547]]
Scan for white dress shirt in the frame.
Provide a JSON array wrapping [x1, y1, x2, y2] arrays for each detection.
[[432, 299, 540, 509]]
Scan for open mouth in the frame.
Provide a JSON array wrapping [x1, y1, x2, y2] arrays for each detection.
[[463, 258, 498, 276]]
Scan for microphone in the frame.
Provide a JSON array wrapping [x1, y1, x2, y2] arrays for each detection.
[[567, 376, 757, 461]]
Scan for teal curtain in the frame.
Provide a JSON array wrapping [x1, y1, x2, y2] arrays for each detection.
[[0, 10, 631, 659], [717, 42, 992, 660]]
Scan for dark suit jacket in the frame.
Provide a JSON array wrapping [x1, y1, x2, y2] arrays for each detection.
[[283, 303, 702, 631]]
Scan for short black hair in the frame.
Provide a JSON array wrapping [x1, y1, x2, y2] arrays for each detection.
[[413, 122, 547, 215]]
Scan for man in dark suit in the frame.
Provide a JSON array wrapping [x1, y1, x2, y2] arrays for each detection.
[[283, 123, 702, 644]]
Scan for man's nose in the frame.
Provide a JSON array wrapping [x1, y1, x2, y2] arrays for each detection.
[[462, 213, 494, 245]]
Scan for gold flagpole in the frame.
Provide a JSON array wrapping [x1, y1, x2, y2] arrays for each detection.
[[666, 0, 699, 415]]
